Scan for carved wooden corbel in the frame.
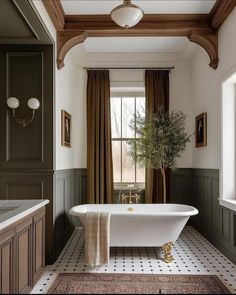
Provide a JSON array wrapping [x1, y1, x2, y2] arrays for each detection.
[[188, 30, 219, 69], [57, 31, 88, 70]]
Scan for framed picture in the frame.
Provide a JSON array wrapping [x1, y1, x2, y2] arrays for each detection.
[[195, 112, 207, 147], [61, 110, 71, 147]]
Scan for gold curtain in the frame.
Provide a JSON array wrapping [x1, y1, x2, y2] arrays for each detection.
[[87, 70, 114, 204], [145, 70, 170, 203]]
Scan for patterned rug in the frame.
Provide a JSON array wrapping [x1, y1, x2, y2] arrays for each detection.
[[48, 273, 232, 294]]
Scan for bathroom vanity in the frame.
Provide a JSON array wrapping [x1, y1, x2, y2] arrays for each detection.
[[0, 200, 49, 294]]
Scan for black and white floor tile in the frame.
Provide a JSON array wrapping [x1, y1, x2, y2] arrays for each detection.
[[31, 226, 236, 294]]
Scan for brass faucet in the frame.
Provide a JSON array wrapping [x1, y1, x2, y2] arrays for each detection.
[[118, 191, 141, 204]]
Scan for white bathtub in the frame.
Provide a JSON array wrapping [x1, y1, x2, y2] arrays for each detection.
[[70, 204, 198, 247]]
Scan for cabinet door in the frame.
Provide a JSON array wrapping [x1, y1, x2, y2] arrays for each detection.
[[15, 219, 32, 294], [0, 230, 14, 294], [33, 209, 45, 283]]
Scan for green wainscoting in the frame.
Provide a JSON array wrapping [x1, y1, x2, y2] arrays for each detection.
[[169, 168, 192, 205], [54, 170, 75, 259], [190, 169, 236, 265], [74, 168, 87, 205]]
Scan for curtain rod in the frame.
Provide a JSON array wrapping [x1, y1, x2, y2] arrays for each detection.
[[83, 67, 175, 71]]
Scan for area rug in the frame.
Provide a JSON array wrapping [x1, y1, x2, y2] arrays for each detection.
[[47, 273, 232, 294]]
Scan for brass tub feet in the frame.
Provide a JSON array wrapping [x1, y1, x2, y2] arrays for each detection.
[[162, 242, 174, 263]]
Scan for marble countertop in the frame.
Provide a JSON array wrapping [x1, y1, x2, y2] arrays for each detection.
[[0, 199, 49, 231]]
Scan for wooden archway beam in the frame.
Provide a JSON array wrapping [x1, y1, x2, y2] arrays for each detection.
[[42, 0, 236, 70], [57, 13, 217, 70]]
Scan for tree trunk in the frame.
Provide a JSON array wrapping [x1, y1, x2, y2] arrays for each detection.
[[161, 167, 166, 203]]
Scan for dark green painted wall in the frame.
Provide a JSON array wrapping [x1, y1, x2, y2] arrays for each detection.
[[0, 46, 53, 170], [0, 1, 72, 265], [0, 45, 77, 265], [169, 168, 192, 205], [54, 169, 75, 259], [170, 168, 236, 264], [0, 0, 51, 45], [0, 45, 55, 264], [190, 169, 236, 265]]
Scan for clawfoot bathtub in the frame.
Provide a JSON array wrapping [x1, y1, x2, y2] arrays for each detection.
[[69, 204, 198, 263]]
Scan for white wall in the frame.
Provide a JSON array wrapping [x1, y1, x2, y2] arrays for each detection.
[[32, 1, 86, 170], [191, 7, 236, 169], [72, 66, 87, 169], [170, 66, 193, 167], [27, 0, 196, 170], [54, 52, 87, 169], [28, 3, 236, 172]]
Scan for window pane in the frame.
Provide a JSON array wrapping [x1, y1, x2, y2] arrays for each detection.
[[111, 97, 121, 138], [136, 97, 145, 139], [122, 97, 135, 138], [112, 141, 121, 182], [136, 163, 145, 183], [136, 97, 145, 118], [122, 141, 135, 182]]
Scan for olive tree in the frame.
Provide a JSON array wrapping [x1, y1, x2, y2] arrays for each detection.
[[128, 110, 191, 203]]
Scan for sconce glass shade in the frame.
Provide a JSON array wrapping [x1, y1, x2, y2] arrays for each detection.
[[111, 0, 144, 28], [28, 98, 40, 110], [7, 97, 20, 109]]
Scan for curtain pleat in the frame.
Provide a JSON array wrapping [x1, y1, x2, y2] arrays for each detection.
[[145, 70, 170, 203], [87, 70, 113, 204]]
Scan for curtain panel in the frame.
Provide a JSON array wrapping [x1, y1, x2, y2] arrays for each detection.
[[145, 70, 170, 203], [87, 70, 114, 204]]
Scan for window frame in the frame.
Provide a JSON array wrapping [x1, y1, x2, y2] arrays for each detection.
[[220, 67, 236, 212], [111, 90, 146, 189]]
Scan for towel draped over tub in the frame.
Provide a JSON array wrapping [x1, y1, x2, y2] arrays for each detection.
[[85, 211, 110, 266]]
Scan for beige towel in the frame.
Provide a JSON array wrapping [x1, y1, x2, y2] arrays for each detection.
[[85, 211, 110, 267]]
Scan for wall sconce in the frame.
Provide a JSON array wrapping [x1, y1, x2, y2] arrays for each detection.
[[7, 97, 40, 128]]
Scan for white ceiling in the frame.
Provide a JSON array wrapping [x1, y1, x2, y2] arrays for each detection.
[[61, 0, 216, 15], [83, 37, 190, 53]]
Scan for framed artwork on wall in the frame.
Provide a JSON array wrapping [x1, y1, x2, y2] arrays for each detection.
[[195, 112, 207, 147], [61, 110, 71, 147]]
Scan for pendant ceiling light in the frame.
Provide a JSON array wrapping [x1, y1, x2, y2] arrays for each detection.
[[111, 0, 144, 29]]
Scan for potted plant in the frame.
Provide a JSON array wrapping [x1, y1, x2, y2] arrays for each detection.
[[128, 110, 191, 203]]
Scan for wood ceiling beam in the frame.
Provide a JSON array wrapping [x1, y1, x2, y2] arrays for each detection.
[[42, 0, 236, 70], [42, 0, 65, 31], [64, 14, 211, 35], [59, 14, 218, 70], [210, 0, 236, 30]]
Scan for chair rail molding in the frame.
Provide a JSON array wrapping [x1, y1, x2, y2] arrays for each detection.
[[41, 0, 236, 70]]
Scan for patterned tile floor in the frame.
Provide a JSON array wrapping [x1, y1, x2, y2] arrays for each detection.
[[32, 226, 236, 294]]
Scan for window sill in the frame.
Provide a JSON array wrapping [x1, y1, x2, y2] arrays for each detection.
[[219, 199, 236, 212], [114, 187, 145, 192], [114, 184, 145, 191]]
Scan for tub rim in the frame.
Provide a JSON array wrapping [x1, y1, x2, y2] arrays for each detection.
[[69, 203, 199, 217]]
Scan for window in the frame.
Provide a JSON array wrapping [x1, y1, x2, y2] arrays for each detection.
[[111, 92, 145, 188], [220, 69, 236, 212]]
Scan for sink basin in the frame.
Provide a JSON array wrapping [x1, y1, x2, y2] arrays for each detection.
[[0, 207, 18, 216]]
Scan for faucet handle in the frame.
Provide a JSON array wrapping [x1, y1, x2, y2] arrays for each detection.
[[135, 193, 141, 204]]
